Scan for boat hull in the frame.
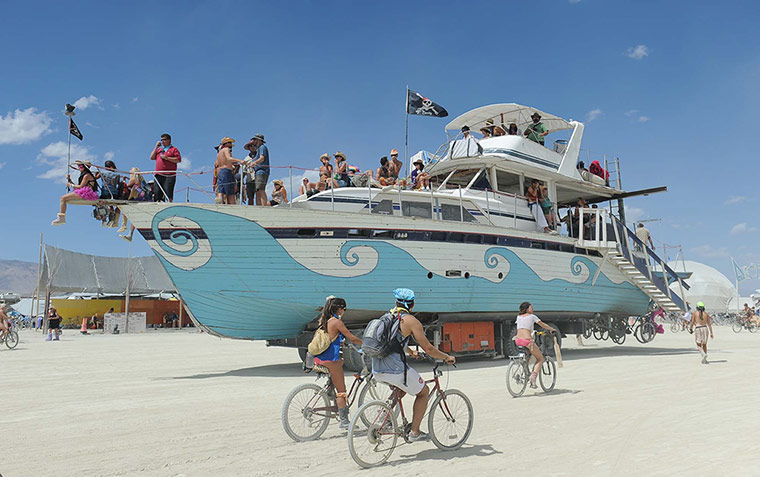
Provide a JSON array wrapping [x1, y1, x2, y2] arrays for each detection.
[[121, 203, 650, 339]]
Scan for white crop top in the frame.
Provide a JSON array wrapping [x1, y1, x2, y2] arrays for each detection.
[[515, 313, 540, 330]]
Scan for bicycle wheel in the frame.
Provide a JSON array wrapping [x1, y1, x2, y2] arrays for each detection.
[[611, 331, 626, 345], [348, 400, 398, 468], [749, 322, 758, 333], [5, 330, 19, 350], [582, 321, 592, 339], [281, 383, 332, 442], [600, 329, 609, 341], [506, 360, 528, 397], [428, 389, 474, 450], [539, 357, 557, 392], [357, 377, 392, 426], [639, 322, 656, 343], [732, 322, 742, 333], [593, 329, 603, 341]]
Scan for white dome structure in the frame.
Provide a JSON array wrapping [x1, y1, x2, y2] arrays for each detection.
[[668, 260, 736, 313]]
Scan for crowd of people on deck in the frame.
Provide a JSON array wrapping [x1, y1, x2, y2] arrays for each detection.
[[49, 111, 619, 239]]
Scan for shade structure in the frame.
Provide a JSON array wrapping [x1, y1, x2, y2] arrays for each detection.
[[445, 103, 573, 135], [668, 260, 735, 313], [39, 245, 175, 295]]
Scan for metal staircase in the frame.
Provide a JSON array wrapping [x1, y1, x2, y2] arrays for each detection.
[[577, 208, 689, 312]]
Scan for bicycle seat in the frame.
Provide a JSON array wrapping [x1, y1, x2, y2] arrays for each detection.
[[313, 364, 330, 375]]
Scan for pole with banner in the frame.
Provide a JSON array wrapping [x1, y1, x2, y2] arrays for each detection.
[[405, 89, 449, 179], [63, 103, 84, 191]]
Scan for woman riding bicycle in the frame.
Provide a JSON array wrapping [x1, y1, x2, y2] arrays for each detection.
[[313, 296, 363, 429], [514, 302, 556, 388]]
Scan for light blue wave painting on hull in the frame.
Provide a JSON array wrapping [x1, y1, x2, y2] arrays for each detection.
[[149, 206, 649, 339]]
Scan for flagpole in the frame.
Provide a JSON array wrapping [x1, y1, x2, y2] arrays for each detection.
[[404, 85, 409, 181], [66, 117, 72, 191]]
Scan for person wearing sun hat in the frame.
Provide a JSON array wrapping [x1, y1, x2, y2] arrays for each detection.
[[215, 137, 246, 204], [269, 179, 288, 206], [51, 160, 100, 225], [246, 133, 269, 205], [334, 151, 350, 187], [524, 112, 549, 146]]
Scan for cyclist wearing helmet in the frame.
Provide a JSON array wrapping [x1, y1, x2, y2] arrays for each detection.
[[372, 288, 455, 442], [313, 296, 363, 429], [514, 302, 556, 388], [689, 302, 713, 364]]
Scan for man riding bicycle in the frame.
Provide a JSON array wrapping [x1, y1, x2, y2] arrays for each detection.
[[371, 288, 455, 442]]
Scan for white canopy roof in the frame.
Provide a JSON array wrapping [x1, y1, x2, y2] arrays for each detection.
[[668, 260, 736, 313], [445, 103, 573, 134]]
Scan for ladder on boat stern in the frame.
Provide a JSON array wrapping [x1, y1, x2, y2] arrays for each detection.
[[577, 208, 689, 313]]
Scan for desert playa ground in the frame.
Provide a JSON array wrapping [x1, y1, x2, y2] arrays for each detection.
[[4, 327, 759, 476]]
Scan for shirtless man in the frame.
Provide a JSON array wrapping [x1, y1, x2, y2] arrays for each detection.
[[215, 137, 246, 204], [0, 304, 10, 340], [689, 301, 714, 364]]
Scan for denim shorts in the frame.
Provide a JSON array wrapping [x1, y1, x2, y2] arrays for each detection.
[[217, 168, 235, 195]]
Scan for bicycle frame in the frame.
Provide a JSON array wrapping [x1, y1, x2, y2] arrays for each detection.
[[303, 371, 372, 418]]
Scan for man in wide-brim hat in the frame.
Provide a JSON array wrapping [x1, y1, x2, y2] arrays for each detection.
[[247, 133, 269, 206], [215, 136, 245, 205], [524, 112, 548, 146]]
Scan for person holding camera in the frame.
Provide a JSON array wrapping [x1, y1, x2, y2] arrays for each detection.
[[150, 133, 182, 202]]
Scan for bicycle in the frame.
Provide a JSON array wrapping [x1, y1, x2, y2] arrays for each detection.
[[281, 351, 381, 442], [505, 331, 557, 397], [347, 358, 474, 468], [628, 314, 656, 343], [1, 319, 20, 350], [732, 317, 757, 333]]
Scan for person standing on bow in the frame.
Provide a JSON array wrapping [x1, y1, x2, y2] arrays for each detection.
[[150, 133, 182, 202], [247, 134, 270, 206], [524, 112, 549, 146], [215, 137, 246, 204]]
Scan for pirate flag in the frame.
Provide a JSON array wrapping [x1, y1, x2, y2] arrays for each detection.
[[406, 90, 448, 117], [69, 118, 83, 141]]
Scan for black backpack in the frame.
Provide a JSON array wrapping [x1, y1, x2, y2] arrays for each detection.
[[362, 309, 410, 384]]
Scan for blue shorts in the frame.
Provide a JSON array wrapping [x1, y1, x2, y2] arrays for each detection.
[[217, 168, 235, 195]]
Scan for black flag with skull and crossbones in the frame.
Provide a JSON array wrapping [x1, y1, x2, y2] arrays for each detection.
[[407, 90, 448, 117]]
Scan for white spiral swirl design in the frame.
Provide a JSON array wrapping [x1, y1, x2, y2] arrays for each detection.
[[152, 217, 212, 271]]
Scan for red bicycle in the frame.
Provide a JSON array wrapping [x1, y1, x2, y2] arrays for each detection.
[[347, 358, 473, 468]]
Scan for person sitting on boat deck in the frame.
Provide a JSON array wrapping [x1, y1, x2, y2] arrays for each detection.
[[514, 301, 556, 388], [507, 123, 520, 136], [334, 151, 351, 187], [486, 118, 506, 136], [635, 222, 654, 250], [269, 180, 288, 206], [313, 296, 363, 429], [589, 160, 610, 186], [524, 112, 549, 146], [525, 179, 553, 234], [479, 126, 492, 138], [376, 156, 395, 186], [299, 177, 319, 197], [411, 159, 431, 190], [215, 137, 246, 205], [150, 133, 181, 203], [539, 184, 556, 230], [51, 160, 100, 226], [576, 161, 590, 180], [96, 160, 123, 227], [388, 149, 403, 181], [318, 153, 337, 189]]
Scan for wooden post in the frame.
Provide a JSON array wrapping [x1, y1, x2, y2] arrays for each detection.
[[33, 233, 43, 329], [42, 285, 51, 334], [178, 298, 183, 328]]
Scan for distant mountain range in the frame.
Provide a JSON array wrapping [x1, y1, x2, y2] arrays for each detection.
[[0, 259, 39, 295]]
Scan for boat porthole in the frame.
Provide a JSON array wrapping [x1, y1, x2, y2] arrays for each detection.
[[464, 272, 470, 279], [498, 272, 504, 279], [427, 272, 433, 279]]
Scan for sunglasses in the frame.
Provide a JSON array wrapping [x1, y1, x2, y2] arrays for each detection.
[[391, 154, 398, 157]]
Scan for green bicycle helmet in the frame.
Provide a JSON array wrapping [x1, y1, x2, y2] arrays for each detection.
[[696, 302, 705, 310]]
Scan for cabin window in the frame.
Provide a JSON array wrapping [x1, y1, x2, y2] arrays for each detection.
[[297, 229, 316, 237], [495, 171, 521, 195], [347, 228, 370, 238], [431, 231, 447, 241], [530, 241, 545, 250], [372, 199, 394, 215], [371, 230, 393, 239], [465, 234, 482, 244], [546, 243, 560, 251], [402, 201, 432, 219], [483, 235, 498, 245], [560, 244, 574, 253], [443, 169, 481, 189], [441, 204, 477, 222], [448, 232, 465, 243]]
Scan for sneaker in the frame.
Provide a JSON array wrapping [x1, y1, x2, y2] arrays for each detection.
[[529, 372, 538, 388], [408, 431, 430, 442], [702, 355, 708, 364], [120, 234, 133, 242], [51, 214, 66, 226]]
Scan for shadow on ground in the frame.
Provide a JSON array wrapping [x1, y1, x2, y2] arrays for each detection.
[[394, 443, 502, 464], [167, 362, 305, 380]]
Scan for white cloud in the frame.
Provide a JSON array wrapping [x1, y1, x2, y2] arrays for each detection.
[[730, 223, 758, 235], [691, 245, 729, 259], [626, 45, 649, 60], [724, 196, 749, 205], [103, 151, 115, 161], [586, 108, 602, 121], [37, 141, 96, 183], [625, 110, 649, 122], [113, 103, 120, 110], [637, 116, 649, 123], [73, 95, 103, 111], [625, 109, 638, 117], [625, 207, 646, 224], [569, 0, 581, 3], [85, 121, 99, 129], [0, 108, 53, 145], [0, 162, 6, 170], [177, 155, 192, 171], [132, 97, 139, 103]]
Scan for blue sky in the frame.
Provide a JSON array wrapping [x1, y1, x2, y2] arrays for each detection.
[[1, 0, 758, 294]]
